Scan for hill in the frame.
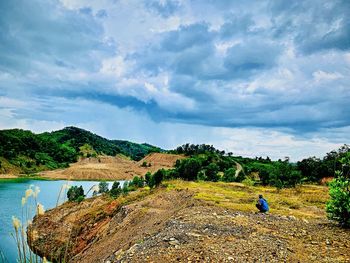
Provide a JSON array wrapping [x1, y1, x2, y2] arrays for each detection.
[[0, 127, 162, 175], [40, 153, 184, 180], [28, 180, 350, 262]]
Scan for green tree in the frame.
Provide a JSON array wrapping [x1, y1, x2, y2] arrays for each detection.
[[270, 161, 302, 189], [175, 158, 202, 181], [98, 181, 109, 193], [153, 169, 165, 187], [67, 186, 85, 202]]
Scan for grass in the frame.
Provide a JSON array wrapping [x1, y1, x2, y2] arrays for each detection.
[[167, 180, 329, 219]]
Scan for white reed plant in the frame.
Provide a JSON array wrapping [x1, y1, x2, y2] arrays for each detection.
[[56, 182, 71, 207], [86, 184, 100, 197], [11, 185, 46, 263]]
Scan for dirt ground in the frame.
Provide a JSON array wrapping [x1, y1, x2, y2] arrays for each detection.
[[39, 153, 184, 180], [0, 174, 19, 179], [29, 181, 350, 263]]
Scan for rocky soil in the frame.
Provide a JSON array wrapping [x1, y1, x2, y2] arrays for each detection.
[[29, 187, 350, 263]]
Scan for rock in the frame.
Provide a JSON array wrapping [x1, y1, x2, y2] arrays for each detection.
[[302, 218, 309, 223], [187, 232, 202, 238], [288, 216, 296, 220], [169, 238, 180, 245], [326, 239, 331, 245], [228, 256, 234, 261], [311, 241, 318, 245]]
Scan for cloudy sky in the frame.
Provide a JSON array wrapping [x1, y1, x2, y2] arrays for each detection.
[[0, 0, 349, 160]]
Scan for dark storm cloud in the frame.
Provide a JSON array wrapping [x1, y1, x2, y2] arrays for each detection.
[[0, 0, 349, 136]]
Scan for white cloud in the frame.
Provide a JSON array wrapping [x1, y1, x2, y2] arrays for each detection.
[[313, 70, 343, 83]]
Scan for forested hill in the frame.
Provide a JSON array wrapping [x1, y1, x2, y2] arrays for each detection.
[[0, 126, 162, 174]]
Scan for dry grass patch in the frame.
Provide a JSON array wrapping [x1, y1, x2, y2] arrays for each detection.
[[167, 180, 329, 219]]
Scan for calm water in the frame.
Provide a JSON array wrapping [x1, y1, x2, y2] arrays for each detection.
[[0, 179, 122, 262]]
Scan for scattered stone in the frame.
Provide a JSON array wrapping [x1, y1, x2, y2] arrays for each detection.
[[186, 232, 202, 238]]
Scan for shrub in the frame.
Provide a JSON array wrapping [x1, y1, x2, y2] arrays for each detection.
[[326, 154, 350, 227], [205, 163, 220, 182], [76, 196, 85, 203], [326, 175, 350, 227], [197, 170, 207, 181], [242, 178, 255, 186], [222, 168, 236, 182], [98, 181, 109, 193], [110, 181, 122, 198], [141, 161, 148, 167], [269, 161, 302, 189], [175, 158, 202, 181], [131, 176, 144, 188], [258, 168, 271, 186], [153, 169, 165, 187], [164, 169, 178, 180], [122, 182, 130, 195], [145, 172, 155, 188], [67, 186, 85, 202]]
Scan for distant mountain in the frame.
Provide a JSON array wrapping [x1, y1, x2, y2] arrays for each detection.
[[0, 126, 162, 174]]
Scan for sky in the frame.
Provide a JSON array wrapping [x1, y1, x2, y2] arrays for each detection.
[[0, 0, 349, 161]]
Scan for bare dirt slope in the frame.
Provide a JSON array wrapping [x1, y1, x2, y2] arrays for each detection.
[[39, 153, 184, 180], [29, 182, 350, 263]]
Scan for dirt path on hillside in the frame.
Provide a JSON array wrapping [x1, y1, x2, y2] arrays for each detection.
[[29, 187, 350, 263]]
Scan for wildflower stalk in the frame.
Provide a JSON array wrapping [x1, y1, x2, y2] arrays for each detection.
[[11, 216, 22, 263], [85, 184, 99, 197]]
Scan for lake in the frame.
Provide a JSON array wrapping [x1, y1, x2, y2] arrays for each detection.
[[0, 179, 122, 262]]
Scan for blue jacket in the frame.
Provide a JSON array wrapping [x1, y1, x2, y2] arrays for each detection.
[[259, 198, 269, 212]]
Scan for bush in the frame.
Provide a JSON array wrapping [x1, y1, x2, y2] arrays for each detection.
[[76, 196, 85, 203], [145, 172, 155, 188], [67, 186, 85, 202], [98, 181, 109, 193], [122, 182, 130, 195], [110, 181, 122, 198], [326, 175, 350, 227], [222, 168, 236, 182], [326, 154, 350, 227], [205, 163, 220, 182], [269, 161, 302, 189], [242, 178, 255, 186], [175, 158, 202, 181], [197, 170, 207, 181], [130, 176, 144, 188], [153, 169, 165, 187]]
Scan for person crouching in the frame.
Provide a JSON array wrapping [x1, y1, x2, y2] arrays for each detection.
[[256, 194, 269, 213]]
